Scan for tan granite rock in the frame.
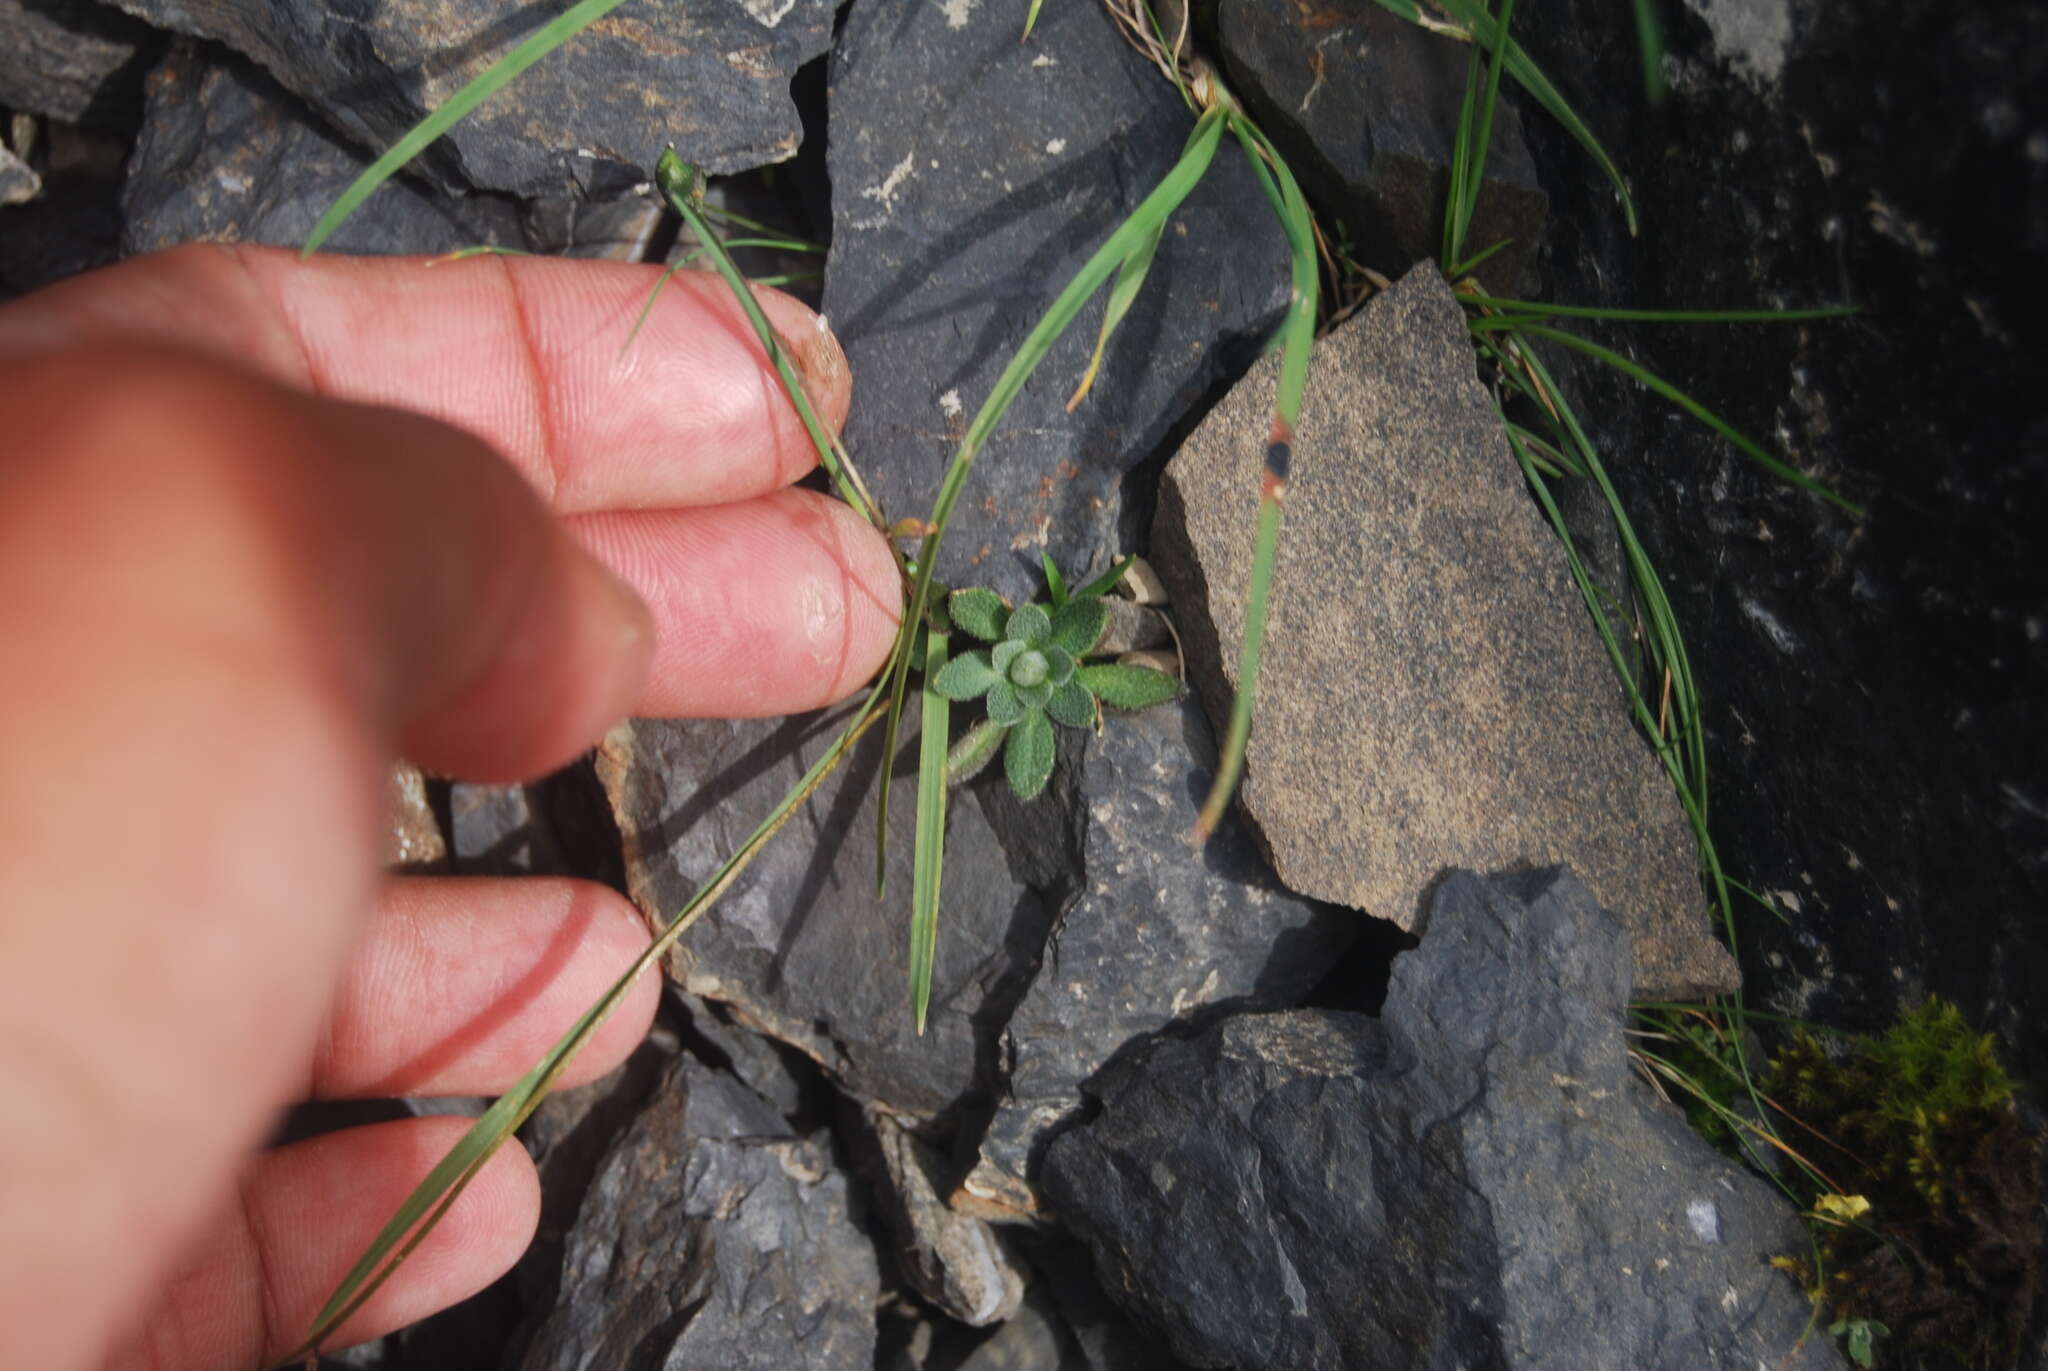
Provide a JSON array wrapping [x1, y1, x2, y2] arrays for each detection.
[[1151, 263, 1737, 999]]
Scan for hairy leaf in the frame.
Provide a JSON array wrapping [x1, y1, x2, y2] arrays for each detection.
[[1005, 602, 1053, 645], [947, 717, 1007, 784], [1048, 597, 1109, 658], [1047, 680, 1097, 729], [1005, 708, 1057, 799], [986, 680, 1026, 726], [949, 587, 1009, 641], [932, 651, 998, 701], [1075, 663, 1179, 710]]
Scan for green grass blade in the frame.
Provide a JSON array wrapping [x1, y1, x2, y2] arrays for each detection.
[[1068, 218, 1168, 410], [1444, 40, 1482, 268], [1447, 0, 1517, 269], [1189, 114, 1318, 843], [1462, 294, 1856, 324], [1472, 316, 1864, 513], [1373, 0, 1639, 234], [695, 199, 822, 247], [1041, 553, 1068, 606], [1448, 235, 1516, 281], [658, 150, 881, 527], [1194, 492, 1283, 842], [1022, 0, 1046, 40], [1629, 0, 1667, 103], [873, 105, 1231, 890], [303, 0, 634, 256], [910, 630, 951, 1034], [291, 682, 892, 1358], [1070, 553, 1136, 603], [1231, 118, 1317, 430]]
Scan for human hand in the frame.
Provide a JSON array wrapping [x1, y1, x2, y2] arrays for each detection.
[[0, 246, 900, 1370]]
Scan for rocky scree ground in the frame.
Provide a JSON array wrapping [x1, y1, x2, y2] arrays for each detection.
[[3, 0, 2042, 1366]]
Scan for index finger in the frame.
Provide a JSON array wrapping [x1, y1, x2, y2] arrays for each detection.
[[0, 244, 849, 514]]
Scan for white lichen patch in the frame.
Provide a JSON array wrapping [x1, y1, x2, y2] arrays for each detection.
[[733, 0, 797, 27], [1737, 594, 1801, 655], [861, 152, 917, 213], [1867, 194, 1938, 256], [1045, 137, 1066, 155], [1682, 0, 1791, 86], [940, 0, 979, 28], [1031, 53, 1056, 67], [938, 389, 963, 418]]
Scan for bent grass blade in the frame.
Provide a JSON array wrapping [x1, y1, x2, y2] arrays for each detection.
[[303, 0, 635, 256], [288, 686, 891, 1359], [1460, 295, 1857, 326], [1370, 0, 1638, 234], [873, 106, 1232, 891], [1443, 0, 1516, 270], [1189, 112, 1319, 844], [1067, 218, 1167, 411], [1468, 315, 1864, 514], [656, 150, 883, 528]]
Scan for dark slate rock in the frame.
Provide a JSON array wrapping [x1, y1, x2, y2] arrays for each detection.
[[1152, 261, 1737, 999], [669, 987, 822, 1129], [122, 43, 523, 255], [0, 122, 126, 297], [108, 0, 833, 197], [1041, 867, 1842, 1371], [821, 0, 1292, 606], [845, 1102, 1026, 1326], [0, 0, 158, 126], [1509, 0, 2048, 1096], [517, 1049, 878, 1371], [955, 697, 1356, 1221], [448, 783, 552, 876], [1216, 0, 1548, 292], [595, 708, 1052, 1124], [1025, 1233, 1200, 1371]]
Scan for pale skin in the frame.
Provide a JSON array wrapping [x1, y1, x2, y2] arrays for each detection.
[[0, 245, 901, 1371]]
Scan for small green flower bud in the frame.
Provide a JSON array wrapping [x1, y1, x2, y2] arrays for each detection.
[[1009, 648, 1050, 688]]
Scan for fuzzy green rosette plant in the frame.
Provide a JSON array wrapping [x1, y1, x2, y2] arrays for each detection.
[[932, 579, 1178, 800]]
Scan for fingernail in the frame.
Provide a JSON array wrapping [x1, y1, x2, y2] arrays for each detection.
[[789, 312, 847, 420]]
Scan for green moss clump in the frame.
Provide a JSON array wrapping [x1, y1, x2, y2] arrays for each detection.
[[1767, 999, 2042, 1370]]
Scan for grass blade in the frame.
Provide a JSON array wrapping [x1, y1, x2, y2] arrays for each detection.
[[873, 105, 1231, 890], [1067, 218, 1168, 411], [657, 151, 883, 527], [290, 684, 892, 1358], [1470, 316, 1864, 514], [1041, 553, 1069, 606], [1190, 113, 1319, 843], [1022, 0, 1046, 40], [1629, 0, 1667, 103], [303, 0, 634, 256], [1444, 38, 1482, 268], [910, 628, 951, 1034], [1069, 553, 1136, 602], [1371, 0, 1638, 234], [1446, 0, 1517, 269], [1461, 294, 1856, 324]]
